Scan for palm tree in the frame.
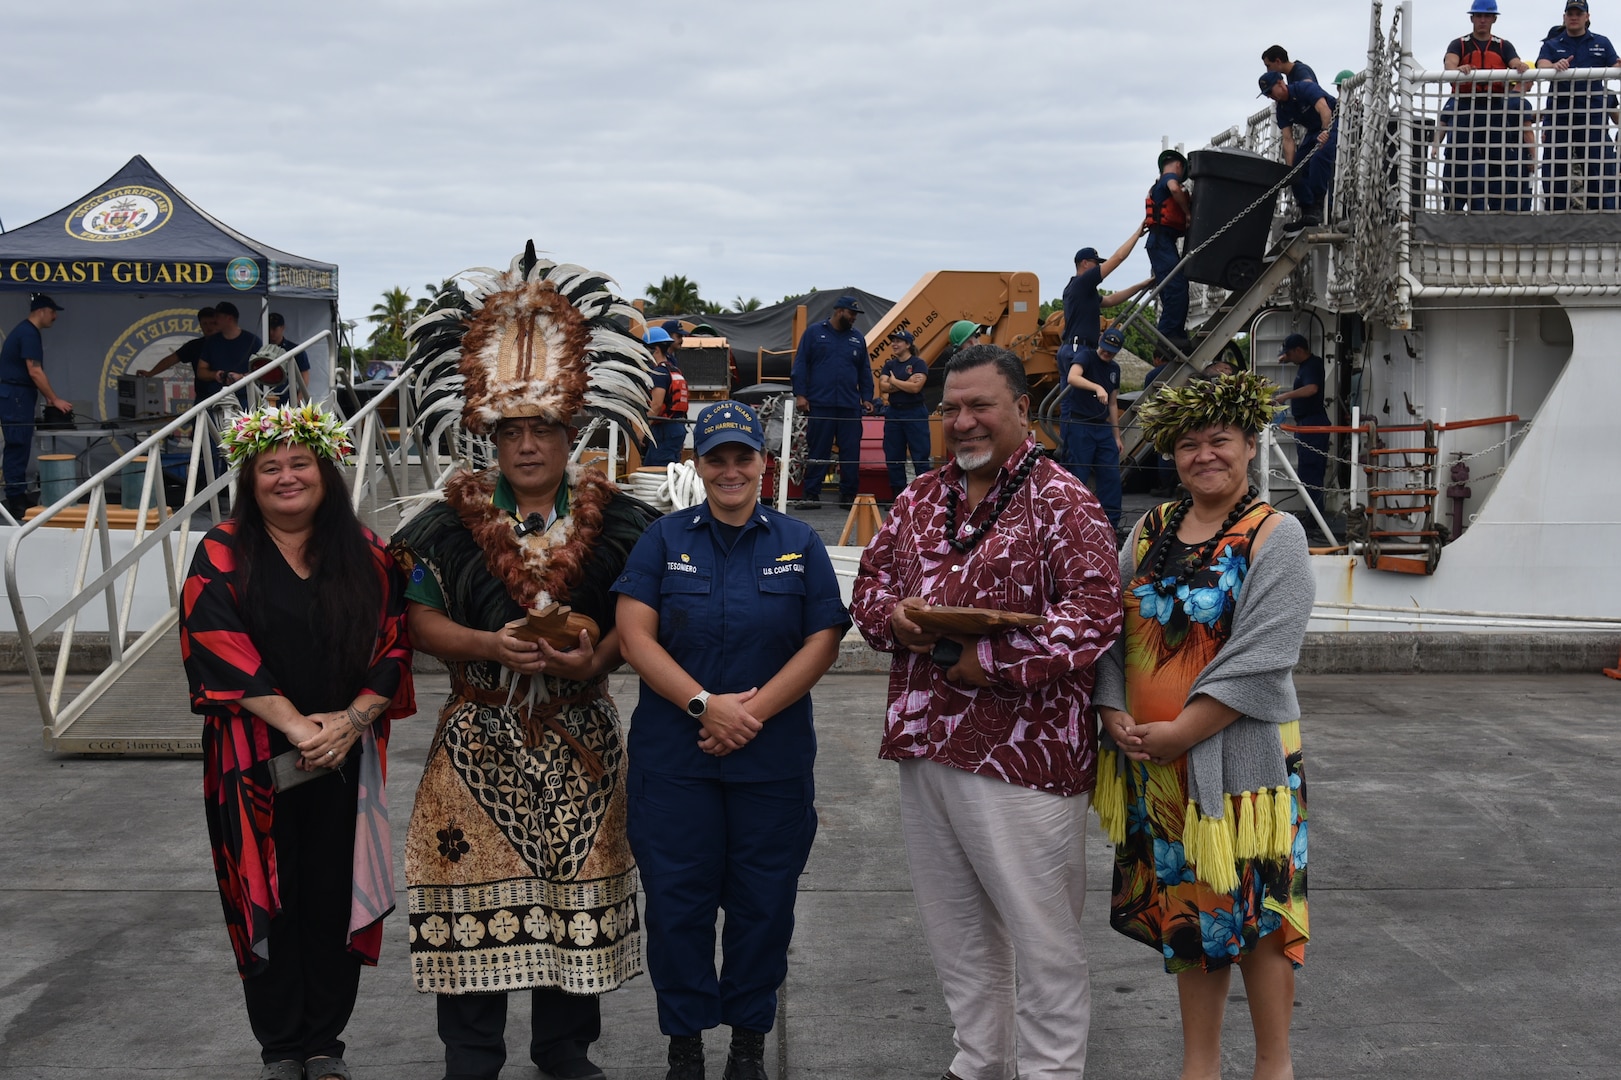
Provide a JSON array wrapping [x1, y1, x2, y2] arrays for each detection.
[[731, 296, 763, 313], [368, 287, 416, 343], [644, 275, 706, 316]]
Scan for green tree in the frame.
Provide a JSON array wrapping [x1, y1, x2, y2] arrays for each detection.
[[644, 275, 706, 316], [368, 287, 415, 343], [731, 296, 763, 313]]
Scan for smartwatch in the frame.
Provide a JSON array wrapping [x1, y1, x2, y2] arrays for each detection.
[[686, 690, 710, 718]]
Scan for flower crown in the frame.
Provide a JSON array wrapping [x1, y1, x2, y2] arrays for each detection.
[[219, 403, 354, 469], [1136, 370, 1284, 455]]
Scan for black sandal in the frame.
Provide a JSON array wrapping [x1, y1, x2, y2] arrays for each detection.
[[257, 1062, 301, 1080], [304, 1058, 352, 1080]]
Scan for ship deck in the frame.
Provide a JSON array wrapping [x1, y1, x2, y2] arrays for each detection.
[[2, 667, 1615, 1079]]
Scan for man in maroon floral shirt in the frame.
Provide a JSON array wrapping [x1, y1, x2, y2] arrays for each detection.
[[851, 345, 1122, 1080]]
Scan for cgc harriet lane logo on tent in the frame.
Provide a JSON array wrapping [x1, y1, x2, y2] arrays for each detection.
[[65, 185, 174, 242]]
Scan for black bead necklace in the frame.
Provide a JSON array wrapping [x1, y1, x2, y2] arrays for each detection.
[[1147, 485, 1258, 597], [944, 447, 1044, 553]]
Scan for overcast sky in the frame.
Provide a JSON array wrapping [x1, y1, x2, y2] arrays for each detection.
[[3, 1, 1529, 326]]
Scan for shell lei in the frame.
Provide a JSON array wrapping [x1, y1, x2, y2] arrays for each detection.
[[1094, 721, 1301, 893], [443, 462, 616, 610]]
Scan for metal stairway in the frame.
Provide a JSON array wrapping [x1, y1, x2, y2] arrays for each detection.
[[1116, 228, 1333, 467]]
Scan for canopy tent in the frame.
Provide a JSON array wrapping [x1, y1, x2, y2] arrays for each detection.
[[0, 155, 339, 421]]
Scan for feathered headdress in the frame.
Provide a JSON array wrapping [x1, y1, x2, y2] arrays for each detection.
[[1136, 370, 1284, 455], [219, 403, 353, 469], [402, 242, 654, 463]]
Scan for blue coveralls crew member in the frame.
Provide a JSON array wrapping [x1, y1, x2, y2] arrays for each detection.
[[1274, 332, 1333, 524], [1060, 229, 1151, 356], [1262, 71, 1340, 228], [1538, 0, 1620, 210], [644, 327, 691, 468], [1144, 150, 1193, 347], [1262, 44, 1319, 85], [1443, 0, 1532, 211], [0, 294, 71, 518], [1060, 327, 1126, 530], [790, 295, 878, 509], [878, 330, 931, 499], [614, 401, 849, 1080]]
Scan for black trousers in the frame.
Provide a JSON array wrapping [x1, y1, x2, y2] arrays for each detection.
[[241, 768, 362, 1063], [437, 987, 601, 1080]]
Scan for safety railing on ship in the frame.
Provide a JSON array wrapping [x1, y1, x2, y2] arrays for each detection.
[[3, 335, 329, 747]]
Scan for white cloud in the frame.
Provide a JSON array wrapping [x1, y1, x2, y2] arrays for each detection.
[[0, 0, 1535, 320]]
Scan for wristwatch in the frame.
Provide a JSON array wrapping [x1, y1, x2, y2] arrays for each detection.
[[685, 690, 710, 718]]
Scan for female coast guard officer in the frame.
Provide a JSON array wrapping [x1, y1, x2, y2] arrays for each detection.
[[614, 401, 849, 1080]]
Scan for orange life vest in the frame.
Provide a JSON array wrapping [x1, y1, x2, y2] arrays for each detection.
[[1144, 177, 1189, 234], [659, 363, 690, 417], [1454, 35, 1512, 94]]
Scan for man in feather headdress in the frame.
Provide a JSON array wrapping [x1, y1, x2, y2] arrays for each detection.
[[388, 245, 658, 1080]]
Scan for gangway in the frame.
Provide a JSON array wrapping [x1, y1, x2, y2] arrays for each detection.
[[3, 336, 431, 757], [1114, 227, 1337, 465]]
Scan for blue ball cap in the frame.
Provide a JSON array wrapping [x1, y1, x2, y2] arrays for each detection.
[[1258, 71, 1286, 96], [834, 295, 864, 313], [1566, 0, 1588, 11], [660, 319, 686, 337], [888, 329, 915, 344], [1279, 332, 1310, 354], [692, 401, 764, 457], [644, 327, 673, 346], [1099, 328, 1126, 354], [1074, 246, 1102, 264]]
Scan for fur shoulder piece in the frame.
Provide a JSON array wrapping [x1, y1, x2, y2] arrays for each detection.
[[443, 464, 620, 609]]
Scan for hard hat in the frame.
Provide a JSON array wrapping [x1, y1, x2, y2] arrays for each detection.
[[1157, 149, 1187, 171], [1467, 0, 1497, 13], [1335, 69, 1356, 87], [948, 320, 982, 347], [643, 327, 673, 346]]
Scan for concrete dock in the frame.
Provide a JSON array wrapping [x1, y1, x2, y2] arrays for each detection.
[[1, 669, 1617, 1078]]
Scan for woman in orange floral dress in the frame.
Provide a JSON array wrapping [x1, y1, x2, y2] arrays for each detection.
[[1093, 372, 1315, 1080]]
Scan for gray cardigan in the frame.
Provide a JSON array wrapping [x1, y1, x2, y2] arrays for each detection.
[[1095, 509, 1315, 818]]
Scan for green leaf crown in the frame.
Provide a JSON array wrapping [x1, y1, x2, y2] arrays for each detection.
[[1136, 370, 1284, 455]]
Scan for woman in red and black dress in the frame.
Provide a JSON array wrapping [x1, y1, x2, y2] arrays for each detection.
[[180, 405, 414, 1080]]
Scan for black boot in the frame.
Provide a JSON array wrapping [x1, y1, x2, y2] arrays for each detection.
[[666, 1034, 705, 1080], [722, 1029, 768, 1080]]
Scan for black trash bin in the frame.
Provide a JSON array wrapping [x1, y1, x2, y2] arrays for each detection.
[[1184, 148, 1291, 292]]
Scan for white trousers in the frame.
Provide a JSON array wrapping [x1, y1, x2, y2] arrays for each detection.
[[898, 758, 1092, 1080]]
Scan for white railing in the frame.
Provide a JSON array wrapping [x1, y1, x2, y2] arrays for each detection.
[[3, 333, 353, 747]]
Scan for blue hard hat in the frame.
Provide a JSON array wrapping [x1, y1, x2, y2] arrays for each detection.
[[644, 327, 673, 346], [1468, 0, 1497, 14]]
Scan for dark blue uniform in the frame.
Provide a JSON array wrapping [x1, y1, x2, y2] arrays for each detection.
[[612, 502, 849, 1037], [1145, 171, 1189, 341], [1060, 265, 1104, 351], [1289, 353, 1331, 518], [0, 319, 45, 504], [1058, 347, 1122, 527], [1538, 29, 1620, 210], [1276, 80, 1339, 217], [1287, 60, 1319, 84], [790, 319, 874, 502], [880, 355, 931, 496]]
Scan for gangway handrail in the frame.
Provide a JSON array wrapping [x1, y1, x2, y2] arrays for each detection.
[[1281, 414, 1519, 435], [3, 334, 342, 748]]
